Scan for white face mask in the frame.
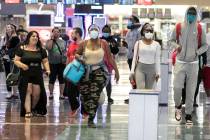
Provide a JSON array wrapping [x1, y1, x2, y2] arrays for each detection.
[[90, 30, 99, 39], [144, 32, 153, 40]]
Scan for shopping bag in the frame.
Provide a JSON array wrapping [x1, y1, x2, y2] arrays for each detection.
[[98, 91, 105, 105], [153, 78, 161, 91], [63, 59, 85, 85]]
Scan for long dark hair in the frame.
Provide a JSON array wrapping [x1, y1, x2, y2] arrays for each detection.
[[24, 31, 42, 50]]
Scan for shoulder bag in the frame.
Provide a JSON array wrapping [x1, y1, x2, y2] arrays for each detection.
[[6, 64, 20, 86]]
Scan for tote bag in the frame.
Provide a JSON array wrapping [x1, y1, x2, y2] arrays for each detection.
[[63, 59, 85, 85]]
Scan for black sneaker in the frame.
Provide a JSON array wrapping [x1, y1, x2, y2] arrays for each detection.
[[88, 121, 97, 128], [108, 98, 114, 104], [193, 103, 199, 107], [6, 95, 18, 100], [49, 94, 53, 100], [59, 96, 65, 100], [13, 95, 19, 99], [185, 114, 193, 125], [124, 99, 129, 104]]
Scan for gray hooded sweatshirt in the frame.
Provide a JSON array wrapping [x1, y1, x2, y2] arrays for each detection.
[[169, 7, 208, 62]]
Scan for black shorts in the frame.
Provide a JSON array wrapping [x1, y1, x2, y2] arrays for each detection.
[[49, 63, 65, 84], [28, 75, 41, 85]]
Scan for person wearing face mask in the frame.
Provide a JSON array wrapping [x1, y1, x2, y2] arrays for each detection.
[[126, 15, 141, 70], [101, 25, 119, 104], [124, 15, 141, 104], [65, 27, 87, 118], [169, 7, 208, 125], [130, 23, 161, 90], [75, 24, 120, 128]]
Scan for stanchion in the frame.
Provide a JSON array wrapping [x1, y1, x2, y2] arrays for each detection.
[[159, 63, 169, 106], [129, 89, 159, 140]]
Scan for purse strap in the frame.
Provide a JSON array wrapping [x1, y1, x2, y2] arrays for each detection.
[[135, 40, 140, 65], [53, 40, 63, 55], [11, 63, 20, 74]]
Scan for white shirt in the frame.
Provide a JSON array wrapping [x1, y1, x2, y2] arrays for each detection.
[[131, 40, 161, 75]]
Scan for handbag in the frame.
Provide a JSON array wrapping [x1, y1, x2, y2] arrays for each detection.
[[6, 64, 20, 86], [63, 59, 85, 85]]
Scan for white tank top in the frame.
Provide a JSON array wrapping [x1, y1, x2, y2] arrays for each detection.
[[84, 47, 104, 65]]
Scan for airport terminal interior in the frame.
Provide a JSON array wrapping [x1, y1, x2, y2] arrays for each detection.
[[1, 0, 210, 140]]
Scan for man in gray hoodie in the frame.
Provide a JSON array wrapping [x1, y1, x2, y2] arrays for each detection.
[[169, 7, 208, 125]]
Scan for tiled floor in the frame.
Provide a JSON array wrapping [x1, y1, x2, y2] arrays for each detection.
[[0, 59, 210, 140]]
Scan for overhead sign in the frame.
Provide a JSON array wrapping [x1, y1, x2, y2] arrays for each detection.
[[0, 3, 26, 15], [137, 0, 153, 5], [54, 2, 64, 22], [5, 0, 20, 3], [65, 8, 74, 17]]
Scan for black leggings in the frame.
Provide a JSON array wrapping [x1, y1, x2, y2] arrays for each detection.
[[106, 76, 112, 99], [3, 59, 11, 92], [127, 59, 133, 70], [49, 63, 65, 84], [66, 81, 86, 114]]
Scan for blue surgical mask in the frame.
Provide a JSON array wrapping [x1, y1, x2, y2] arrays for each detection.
[[127, 21, 133, 29], [90, 30, 99, 39], [187, 14, 196, 23], [102, 33, 110, 38]]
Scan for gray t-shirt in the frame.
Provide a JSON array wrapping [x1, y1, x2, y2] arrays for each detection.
[[125, 28, 141, 59], [46, 38, 66, 64]]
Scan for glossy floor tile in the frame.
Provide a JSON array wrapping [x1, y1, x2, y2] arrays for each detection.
[[0, 60, 210, 140]]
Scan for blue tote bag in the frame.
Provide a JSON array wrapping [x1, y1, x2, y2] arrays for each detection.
[[63, 59, 85, 85]]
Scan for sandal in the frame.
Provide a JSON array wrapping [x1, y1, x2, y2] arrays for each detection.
[[25, 112, 33, 118]]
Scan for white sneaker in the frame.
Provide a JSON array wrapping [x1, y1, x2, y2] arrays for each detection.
[[175, 108, 182, 121]]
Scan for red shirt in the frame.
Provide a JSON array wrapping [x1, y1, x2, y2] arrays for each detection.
[[67, 42, 79, 63]]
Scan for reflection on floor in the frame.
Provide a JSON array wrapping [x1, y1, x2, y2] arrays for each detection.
[[0, 60, 210, 140]]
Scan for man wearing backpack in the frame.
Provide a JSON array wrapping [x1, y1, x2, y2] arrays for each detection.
[[169, 7, 208, 125]]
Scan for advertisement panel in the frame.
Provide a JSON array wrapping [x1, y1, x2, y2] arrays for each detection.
[[5, 0, 20, 3]]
